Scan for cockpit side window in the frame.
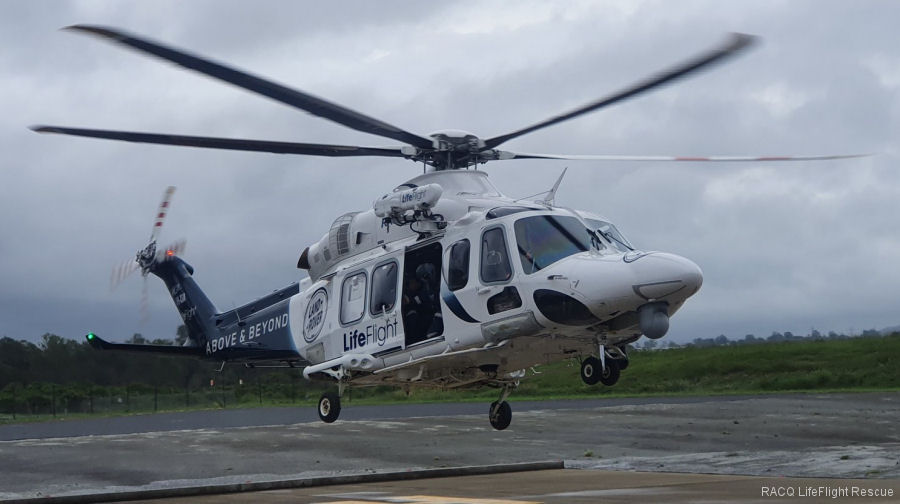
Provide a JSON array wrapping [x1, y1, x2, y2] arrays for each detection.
[[447, 239, 470, 291], [515, 215, 591, 274], [480, 227, 512, 283]]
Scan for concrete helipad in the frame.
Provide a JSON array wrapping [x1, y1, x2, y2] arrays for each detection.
[[1, 393, 898, 502], [116, 469, 900, 504]]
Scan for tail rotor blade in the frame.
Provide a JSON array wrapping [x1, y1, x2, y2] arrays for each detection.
[[162, 239, 187, 258], [110, 260, 139, 291], [140, 276, 149, 326], [150, 186, 176, 242]]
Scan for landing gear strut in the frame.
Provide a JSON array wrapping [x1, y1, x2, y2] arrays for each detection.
[[598, 358, 620, 386], [609, 345, 629, 370], [488, 384, 515, 430]]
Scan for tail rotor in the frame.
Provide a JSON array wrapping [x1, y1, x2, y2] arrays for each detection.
[[110, 186, 186, 324], [110, 259, 139, 291]]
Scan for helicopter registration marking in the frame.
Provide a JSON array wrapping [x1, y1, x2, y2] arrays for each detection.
[[206, 313, 290, 355]]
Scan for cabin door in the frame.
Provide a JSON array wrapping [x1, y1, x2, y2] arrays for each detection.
[[401, 241, 444, 347]]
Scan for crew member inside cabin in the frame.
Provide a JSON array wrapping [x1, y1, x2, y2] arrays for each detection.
[[402, 263, 443, 344]]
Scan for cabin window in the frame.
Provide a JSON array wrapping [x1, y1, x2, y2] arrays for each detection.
[[340, 271, 367, 325], [370, 261, 399, 315], [447, 239, 470, 291], [487, 286, 522, 314], [480, 227, 512, 283]]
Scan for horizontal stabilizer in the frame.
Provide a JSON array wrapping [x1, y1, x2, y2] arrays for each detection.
[[85, 332, 205, 357]]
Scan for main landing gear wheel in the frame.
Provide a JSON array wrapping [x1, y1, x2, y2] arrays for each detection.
[[580, 356, 602, 385], [318, 392, 341, 423], [599, 359, 621, 386], [489, 400, 512, 430]]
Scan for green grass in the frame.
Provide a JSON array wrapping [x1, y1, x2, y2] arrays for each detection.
[[3, 335, 898, 424], [350, 334, 900, 402]]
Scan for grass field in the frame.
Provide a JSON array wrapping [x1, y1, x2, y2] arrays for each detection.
[[349, 333, 900, 403], [2, 334, 897, 423]]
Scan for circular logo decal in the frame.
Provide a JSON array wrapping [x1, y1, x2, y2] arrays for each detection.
[[303, 288, 328, 343]]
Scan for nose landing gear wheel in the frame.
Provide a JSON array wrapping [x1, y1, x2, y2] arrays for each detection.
[[318, 392, 341, 423], [580, 356, 602, 385], [599, 359, 621, 386], [489, 400, 512, 430]]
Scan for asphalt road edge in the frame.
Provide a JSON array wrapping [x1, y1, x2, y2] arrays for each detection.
[[3, 460, 564, 504]]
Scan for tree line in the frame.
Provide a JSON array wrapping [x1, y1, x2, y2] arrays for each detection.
[[0, 328, 324, 418], [3, 325, 896, 418], [638, 327, 895, 349]]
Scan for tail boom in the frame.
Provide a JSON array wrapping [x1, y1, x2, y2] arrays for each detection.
[[85, 332, 204, 357]]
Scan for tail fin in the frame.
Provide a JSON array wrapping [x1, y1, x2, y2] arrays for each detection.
[[149, 256, 218, 348]]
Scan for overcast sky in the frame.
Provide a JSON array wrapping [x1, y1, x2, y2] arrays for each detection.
[[2, 0, 898, 346]]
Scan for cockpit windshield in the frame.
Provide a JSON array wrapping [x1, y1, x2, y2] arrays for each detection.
[[584, 218, 633, 252], [514, 215, 594, 274]]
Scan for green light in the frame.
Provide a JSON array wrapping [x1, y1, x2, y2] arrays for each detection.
[[86, 333, 95, 341]]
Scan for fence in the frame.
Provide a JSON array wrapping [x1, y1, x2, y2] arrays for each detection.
[[0, 377, 331, 422]]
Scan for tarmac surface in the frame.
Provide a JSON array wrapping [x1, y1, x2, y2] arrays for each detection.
[[1, 392, 898, 501], [118, 470, 900, 504]]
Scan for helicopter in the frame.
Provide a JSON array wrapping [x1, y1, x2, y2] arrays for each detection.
[[32, 26, 861, 430]]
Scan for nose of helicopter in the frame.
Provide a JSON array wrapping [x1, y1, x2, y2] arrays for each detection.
[[628, 251, 703, 301]]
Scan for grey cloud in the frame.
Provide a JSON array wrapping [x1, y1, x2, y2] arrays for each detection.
[[2, 0, 898, 344]]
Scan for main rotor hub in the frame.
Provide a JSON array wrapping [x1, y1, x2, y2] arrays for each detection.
[[421, 130, 490, 171], [428, 130, 485, 151]]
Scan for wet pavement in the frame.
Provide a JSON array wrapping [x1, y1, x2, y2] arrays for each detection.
[[1, 392, 898, 501], [120, 469, 900, 504]]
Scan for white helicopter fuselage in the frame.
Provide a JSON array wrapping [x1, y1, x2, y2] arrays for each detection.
[[286, 170, 702, 389], [46, 26, 849, 428]]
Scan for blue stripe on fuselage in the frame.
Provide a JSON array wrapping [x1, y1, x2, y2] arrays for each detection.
[[440, 282, 479, 324]]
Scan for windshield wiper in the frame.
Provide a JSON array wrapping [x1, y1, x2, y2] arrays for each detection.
[[597, 227, 633, 251]]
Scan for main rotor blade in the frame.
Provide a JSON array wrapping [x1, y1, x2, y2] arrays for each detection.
[[489, 151, 869, 162], [31, 126, 409, 158], [64, 25, 434, 149], [483, 33, 756, 150]]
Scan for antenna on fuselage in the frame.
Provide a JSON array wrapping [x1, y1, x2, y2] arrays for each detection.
[[540, 167, 568, 207]]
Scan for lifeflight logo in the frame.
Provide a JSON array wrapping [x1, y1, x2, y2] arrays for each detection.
[[343, 317, 398, 351]]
